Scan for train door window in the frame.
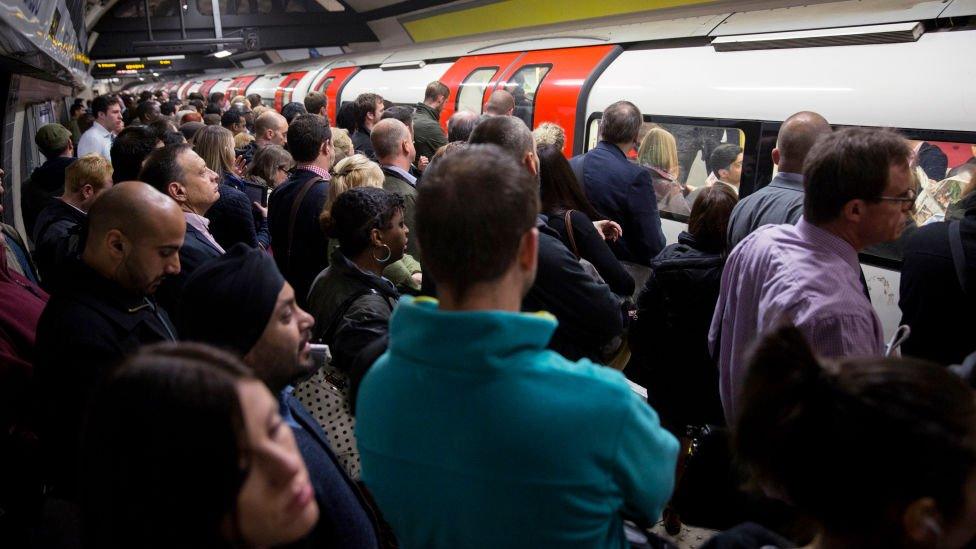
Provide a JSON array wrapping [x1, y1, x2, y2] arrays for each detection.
[[457, 68, 497, 114], [316, 77, 334, 94], [584, 115, 750, 218], [498, 64, 550, 128]]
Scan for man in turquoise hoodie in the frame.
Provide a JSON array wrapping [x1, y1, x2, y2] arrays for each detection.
[[356, 145, 679, 548]]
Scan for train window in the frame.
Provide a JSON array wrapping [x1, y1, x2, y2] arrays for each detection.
[[457, 68, 497, 115], [905, 140, 976, 226], [316, 77, 335, 94], [584, 116, 746, 217], [499, 64, 551, 128]]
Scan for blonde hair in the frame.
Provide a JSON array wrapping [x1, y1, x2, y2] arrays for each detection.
[[193, 125, 236, 177], [320, 154, 383, 232], [66, 154, 113, 194], [533, 122, 566, 151], [234, 131, 255, 149], [638, 127, 679, 175], [230, 95, 249, 109], [331, 127, 354, 166], [252, 105, 269, 119]]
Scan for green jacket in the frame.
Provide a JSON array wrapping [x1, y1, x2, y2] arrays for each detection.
[[381, 168, 420, 257], [412, 103, 447, 161]]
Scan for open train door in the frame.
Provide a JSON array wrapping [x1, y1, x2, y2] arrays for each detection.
[[309, 66, 359, 124], [492, 45, 621, 157]]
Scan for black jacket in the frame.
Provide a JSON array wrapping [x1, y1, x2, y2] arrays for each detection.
[[522, 219, 625, 362], [34, 260, 177, 498], [269, 168, 330, 309], [23, 157, 74, 239], [916, 141, 949, 181], [351, 128, 375, 160], [206, 174, 266, 250], [306, 249, 398, 374], [899, 201, 976, 365], [157, 222, 223, 318], [628, 232, 725, 433], [32, 200, 86, 291], [545, 209, 635, 297]]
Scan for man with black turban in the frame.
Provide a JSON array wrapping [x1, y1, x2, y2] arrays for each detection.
[[178, 244, 382, 549]]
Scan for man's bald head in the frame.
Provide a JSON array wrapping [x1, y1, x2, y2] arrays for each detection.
[[84, 181, 185, 294], [469, 115, 537, 176], [485, 90, 515, 116], [372, 118, 413, 161], [254, 111, 288, 146], [775, 111, 832, 174], [87, 181, 182, 242]]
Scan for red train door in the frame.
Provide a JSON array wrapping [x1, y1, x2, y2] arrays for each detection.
[[226, 75, 258, 100], [438, 53, 523, 131], [274, 72, 308, 111], [313, 66, 359, 123], [493, 45, 620, 157], [198, 79, 219, 99]]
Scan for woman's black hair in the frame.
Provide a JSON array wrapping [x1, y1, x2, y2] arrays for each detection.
[[321, 186, 405, 258], [335, 102, 358, 134], [537, 144, 604, 222], [735, 325, 976, 541], [82, 343, 255, 549]]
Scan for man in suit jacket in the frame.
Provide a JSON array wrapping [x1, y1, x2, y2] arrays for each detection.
[[269, 114, 333, 308], [139, 144, 224, 317], [179, 245, 382, 549], [570, 101, 665, 266], [372, 118, 421, 256]]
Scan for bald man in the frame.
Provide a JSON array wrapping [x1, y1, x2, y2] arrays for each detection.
[[373, 118, 420, 256], [34, 181, 184, 500], [727, 111, 832, 248], [447, 110, 480, 142], [241, 110, 288, 165], [484, 89, 515, 116]]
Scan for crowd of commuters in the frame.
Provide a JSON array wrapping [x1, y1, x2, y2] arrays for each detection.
[[0, 79, 974, 549]]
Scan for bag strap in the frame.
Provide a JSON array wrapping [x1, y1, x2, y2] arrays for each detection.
[[948, 220, 968, 295], [286, 176, 321, 274], [563, 209, 581, 259]]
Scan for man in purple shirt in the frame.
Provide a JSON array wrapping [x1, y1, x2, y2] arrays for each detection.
[[710, 127, 915, 421]]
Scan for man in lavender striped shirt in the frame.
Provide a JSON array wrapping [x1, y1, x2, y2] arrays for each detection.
[[710, 128, 915, 421]]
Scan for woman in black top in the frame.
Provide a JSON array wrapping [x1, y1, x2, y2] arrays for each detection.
[[628, 184, 737, 434], [538, 145, 635, 298]]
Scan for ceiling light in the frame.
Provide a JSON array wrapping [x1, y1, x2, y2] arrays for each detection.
[[213, 50, 232, 58]]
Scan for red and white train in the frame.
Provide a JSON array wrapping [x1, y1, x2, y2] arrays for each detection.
[[20, 1, 976, 341]]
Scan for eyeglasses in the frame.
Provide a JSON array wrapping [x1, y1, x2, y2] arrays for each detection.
[[877, 188, 917, 209]]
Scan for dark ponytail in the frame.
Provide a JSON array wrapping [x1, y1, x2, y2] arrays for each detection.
[[735, 325, 976, 539]]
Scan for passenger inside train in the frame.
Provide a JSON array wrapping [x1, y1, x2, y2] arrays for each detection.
[[1, 1, 976, 548]]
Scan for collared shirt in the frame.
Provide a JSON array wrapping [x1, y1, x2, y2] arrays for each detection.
[[184, 212, 225, 254], [77, 120, 114, 161], [296, 163, 332, 181], [279, 386, 301, 429], [382, 164, 417, 187], [709, 217, 885, 421], [727, 171, 805, 249]]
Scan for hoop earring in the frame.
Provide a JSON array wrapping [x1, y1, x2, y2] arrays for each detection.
[[372, 244, 392, 263]]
